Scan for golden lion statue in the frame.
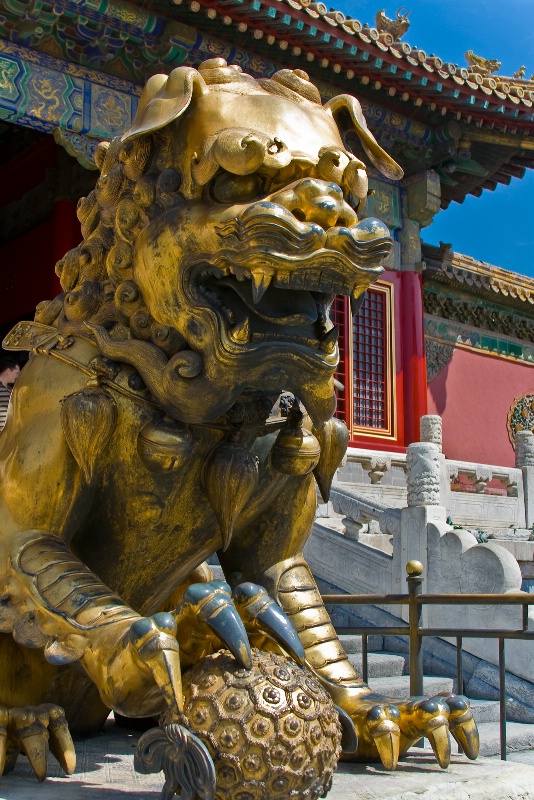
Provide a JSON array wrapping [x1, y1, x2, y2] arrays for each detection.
[[0, 58, 478, 787]]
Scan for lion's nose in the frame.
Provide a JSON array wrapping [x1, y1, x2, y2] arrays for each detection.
[[268, 178, 357, 229]]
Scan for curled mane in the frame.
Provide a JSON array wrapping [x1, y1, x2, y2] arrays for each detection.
[[36, 130, 186, 360]]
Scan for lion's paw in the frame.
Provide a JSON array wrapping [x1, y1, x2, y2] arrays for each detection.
[[0, 703, 76, 781], [342, 692, 479, 770]]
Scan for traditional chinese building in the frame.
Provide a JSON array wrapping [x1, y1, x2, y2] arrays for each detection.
[[1, 0, 533, 466]]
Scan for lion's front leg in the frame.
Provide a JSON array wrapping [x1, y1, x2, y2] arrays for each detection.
[[3, 529, 184, 720], [220, 473, 478, 770], [0, 527, 189, 781]]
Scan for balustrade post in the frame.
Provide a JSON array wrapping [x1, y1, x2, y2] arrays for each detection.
[[396, 442, 444, 601], [407, 560, 424, 697], [516, 430, 534, 528], [406, 441, 441, 508], [420, 415, 450, 510], [420, 415, 442, 450]]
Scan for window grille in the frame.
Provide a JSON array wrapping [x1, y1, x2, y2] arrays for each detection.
[[332, 282, 396, 441], [352, 289, 387, 429]]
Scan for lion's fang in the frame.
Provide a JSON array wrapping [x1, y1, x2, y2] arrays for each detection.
[[321, 325, 338, 342], [251, 270, 273, 304], [320, 326, 339, 352], [230, 317, 250, 344]]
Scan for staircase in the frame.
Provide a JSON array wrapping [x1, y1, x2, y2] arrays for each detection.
[[339, 633, 534, 757]]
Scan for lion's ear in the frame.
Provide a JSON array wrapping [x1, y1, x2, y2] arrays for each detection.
[[324, 95, 404, 181], [122, 67, 208, 142]]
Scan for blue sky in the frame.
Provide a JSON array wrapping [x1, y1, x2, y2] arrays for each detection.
[[332, 0, 534, 277]]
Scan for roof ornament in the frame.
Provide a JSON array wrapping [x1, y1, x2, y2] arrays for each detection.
[[375, 7, 411, 40], [464, 50, 501, 76], [513, 65, 526, 80]]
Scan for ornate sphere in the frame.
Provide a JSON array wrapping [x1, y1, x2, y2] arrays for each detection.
[[181, 649, 342, 800]]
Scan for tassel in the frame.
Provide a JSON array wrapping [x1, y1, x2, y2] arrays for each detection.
[[313, 417, 349, 502], [204, 441, 258, 551], [61, 387, 117, 484]]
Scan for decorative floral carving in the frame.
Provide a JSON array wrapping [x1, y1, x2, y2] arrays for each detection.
[[420, 415, 442, 450], [425, 339, 454, 382], [406, 442, 441, 506], [507, 394, 534, 446]]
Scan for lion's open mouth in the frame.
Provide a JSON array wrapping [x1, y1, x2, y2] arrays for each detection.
[[193, 263, 337, 354], [185, 203, 392, 361]]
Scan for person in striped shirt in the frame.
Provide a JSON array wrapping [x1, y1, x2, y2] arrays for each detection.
[[0, 356, 20, 432]]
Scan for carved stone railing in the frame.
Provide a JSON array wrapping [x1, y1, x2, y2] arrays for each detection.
[[329, 418, 530, 537], [306, 429, 534, 687], [448, 462, 520, 496], [330, 483, 401, 540], [336, 448, 406, 488]]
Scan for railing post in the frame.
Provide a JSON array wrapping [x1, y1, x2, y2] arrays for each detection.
[[362, 633, 368, 685], [407, 560, 424, 697], [499, 637, 507, 761]]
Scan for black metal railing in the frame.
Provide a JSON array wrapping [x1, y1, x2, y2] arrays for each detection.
[[321, 560, 534, 760]]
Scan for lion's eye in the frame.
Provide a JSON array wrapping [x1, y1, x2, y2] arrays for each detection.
[[210, 171, 264, 204]]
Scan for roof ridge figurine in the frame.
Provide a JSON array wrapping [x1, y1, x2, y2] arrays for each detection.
[[375, 6, 411, 40]]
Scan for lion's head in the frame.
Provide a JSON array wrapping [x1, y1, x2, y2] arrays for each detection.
[[37, 58, 402, 428]]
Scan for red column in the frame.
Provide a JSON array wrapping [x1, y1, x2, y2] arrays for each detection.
[[401, 270, 427, 445]]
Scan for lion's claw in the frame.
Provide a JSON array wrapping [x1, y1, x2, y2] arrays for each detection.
[[335, 705, 359, 755], [232, 582, 305, 665], [396, 697, 451, 768], [367, 705, 401, 770], [349, 703, 401, 769], [129, 614, 183, 716], [437, 694, 479, 760], [43, 704, 77, 774], [326, 690, 478, 770], [175, 580, 305, 671], [176, 581, 252, 669], [0, 703, 75, 781]]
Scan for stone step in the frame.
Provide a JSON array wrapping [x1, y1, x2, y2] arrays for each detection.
[[477, 721, 534, 757], [338, 633, 384, 653], [368, 674, 454, 697], [469, 698, 501, 725], [347, 652, 405, 678]]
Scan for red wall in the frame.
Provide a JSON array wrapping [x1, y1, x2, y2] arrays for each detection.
[[427, 346, 534, 467]]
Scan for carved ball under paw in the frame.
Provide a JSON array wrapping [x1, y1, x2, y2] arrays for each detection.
[[181, 649, 342, 800]]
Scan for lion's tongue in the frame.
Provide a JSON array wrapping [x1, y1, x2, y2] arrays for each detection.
[[217, 277, 318, 325]]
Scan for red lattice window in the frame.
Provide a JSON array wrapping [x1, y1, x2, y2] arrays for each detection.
[[331, 283, 396, 441], [353, 289, 387, 428]]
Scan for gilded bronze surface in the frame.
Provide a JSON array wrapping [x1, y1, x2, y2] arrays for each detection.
[[0, 59, 477, 794]]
